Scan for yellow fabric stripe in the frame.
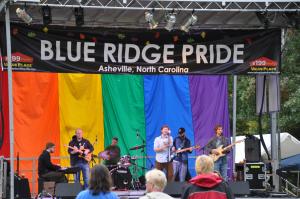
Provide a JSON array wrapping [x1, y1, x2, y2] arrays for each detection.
[[58, 73, 104, 167]]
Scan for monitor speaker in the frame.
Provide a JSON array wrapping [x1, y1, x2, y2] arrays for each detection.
[[245, 137, 261, 162], [55, 183, 82, 198], [163, 182, 187, 197]]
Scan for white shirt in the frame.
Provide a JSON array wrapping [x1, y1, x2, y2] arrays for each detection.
[[139, 192, 174, 199], [154, 135, 173, 163]]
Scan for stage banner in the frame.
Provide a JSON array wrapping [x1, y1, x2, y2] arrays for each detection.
[[0, 23, 281, 75]]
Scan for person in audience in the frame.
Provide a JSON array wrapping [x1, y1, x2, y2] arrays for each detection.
[[182, 155, 234, 199], [139, 169, 174, 199], [76, 164, 119, 199]]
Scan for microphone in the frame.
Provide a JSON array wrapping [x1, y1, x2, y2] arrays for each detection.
[[136, 130, 140, 137]]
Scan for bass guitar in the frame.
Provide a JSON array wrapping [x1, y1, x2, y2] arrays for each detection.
[[171, 145, 200, 160], [65, 145, 92, 162], [209, 139, 244, 162]]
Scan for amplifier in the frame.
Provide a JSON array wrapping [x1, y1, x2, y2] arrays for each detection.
[[244, 162, 266, 190]]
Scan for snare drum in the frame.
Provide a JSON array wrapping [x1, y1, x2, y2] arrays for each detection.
[[111, 167, 132, 190]]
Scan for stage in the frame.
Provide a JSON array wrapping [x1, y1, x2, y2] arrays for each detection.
[[113, 190, 296, 199]]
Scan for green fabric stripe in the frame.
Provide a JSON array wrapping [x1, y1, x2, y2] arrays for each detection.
[[102, 74, 146, 176]]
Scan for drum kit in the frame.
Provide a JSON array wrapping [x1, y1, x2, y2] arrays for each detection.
[[108, 144, 146, 190]]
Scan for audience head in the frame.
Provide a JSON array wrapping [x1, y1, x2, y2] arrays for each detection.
[[145, 169, 167, 193], [89, 164, 112, 195], [195, 155, 214, 174]]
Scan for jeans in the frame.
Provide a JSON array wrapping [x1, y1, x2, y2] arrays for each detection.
[[173, 160, 187, 182], [74, 162, 90, 189], [214, 156, 227, 181]]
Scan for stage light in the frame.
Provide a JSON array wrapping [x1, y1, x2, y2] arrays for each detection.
[[145, 11, 158, 29], [16, 7, 32, 24], [181, 13, 198, 33], [165, 11, 176, 31], [42, 6, 52, 26], [74, 7, 84, 26]]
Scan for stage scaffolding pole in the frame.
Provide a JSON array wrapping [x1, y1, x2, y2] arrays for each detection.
[[5, 5, 15, 199], [232, 75, 237, 175]]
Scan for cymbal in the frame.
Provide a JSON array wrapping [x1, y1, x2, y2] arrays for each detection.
[[129, 145, 145, 150]]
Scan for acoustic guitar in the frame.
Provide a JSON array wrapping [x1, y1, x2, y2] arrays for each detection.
[[209, 139, 244, 162], [65, 145, 92, 162]]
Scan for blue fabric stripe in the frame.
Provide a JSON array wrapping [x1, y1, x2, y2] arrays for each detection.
[[144, 75, 196, 177]]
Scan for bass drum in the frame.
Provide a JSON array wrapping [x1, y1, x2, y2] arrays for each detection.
[[111, 167, 132, 190]]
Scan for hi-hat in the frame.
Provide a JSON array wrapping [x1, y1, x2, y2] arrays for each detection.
[[129, 145, 145, 150]]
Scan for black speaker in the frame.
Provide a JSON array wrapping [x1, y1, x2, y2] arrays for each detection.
[[55, 183, 82, 198], [245, 137, 261, 162], [163, 182, 187, 197], [228, 181, 250, 196], [14, 176, 31, 199]]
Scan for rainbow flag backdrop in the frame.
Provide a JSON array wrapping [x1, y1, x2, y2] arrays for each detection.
[[0, 72, 231, 193]]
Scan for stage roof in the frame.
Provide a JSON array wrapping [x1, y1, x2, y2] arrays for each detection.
[[0, 0, 300, 29]]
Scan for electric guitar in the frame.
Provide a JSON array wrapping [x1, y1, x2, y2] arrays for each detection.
[[209, 139, 244, 162], [171, 145, 200, 160], [65, 145, 92, 162]]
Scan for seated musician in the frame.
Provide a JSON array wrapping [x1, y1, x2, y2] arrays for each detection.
[[103, 137, 121, 169], [38, 142, 67, 183], [68, 128, 94, 189]]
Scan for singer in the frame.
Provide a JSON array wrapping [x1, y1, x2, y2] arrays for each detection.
[[154, 124, 174, 181]]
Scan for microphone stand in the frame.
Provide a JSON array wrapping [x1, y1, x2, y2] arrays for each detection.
[[91, 136, 98, 166], [136, 130, 148, 172]]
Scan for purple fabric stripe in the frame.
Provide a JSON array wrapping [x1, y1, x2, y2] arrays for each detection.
[[189, 75, 233, 179]]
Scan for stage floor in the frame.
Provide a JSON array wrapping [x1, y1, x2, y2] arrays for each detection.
[[113, 190, 297, 199]]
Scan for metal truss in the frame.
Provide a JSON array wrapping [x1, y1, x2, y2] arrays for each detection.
[[11, 0, 300, 12]]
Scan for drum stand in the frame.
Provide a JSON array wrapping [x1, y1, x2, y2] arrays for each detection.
[[130, 159, 142, 190]]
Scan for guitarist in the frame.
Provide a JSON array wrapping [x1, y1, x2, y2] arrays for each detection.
[[172, 127, 192, 182], [205, 125, 230, 181], [68, 128, 94, 189]]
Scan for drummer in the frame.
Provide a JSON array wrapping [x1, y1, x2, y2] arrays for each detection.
[[103, 137, 121, 170]]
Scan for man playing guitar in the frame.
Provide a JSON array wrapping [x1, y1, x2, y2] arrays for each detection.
[[172, 127, 192, 182], [68, 128, 94, 189], [205, 124, 230, 181]]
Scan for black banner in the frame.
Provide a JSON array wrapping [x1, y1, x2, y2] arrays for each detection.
[[0, 24, 281, 75]]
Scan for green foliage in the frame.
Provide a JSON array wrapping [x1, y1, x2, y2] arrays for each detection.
[[228, 29, 300, 140], [228, 76, 269, 136], [279, 30, 300, 139]]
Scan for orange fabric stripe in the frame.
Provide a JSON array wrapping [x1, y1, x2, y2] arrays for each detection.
[[13, 72, 60, 194]]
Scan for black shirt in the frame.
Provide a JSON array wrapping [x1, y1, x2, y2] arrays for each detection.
[[38, 150, 61, 176], [68, 138, 94, 165], [103, 145, 121, 166]]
